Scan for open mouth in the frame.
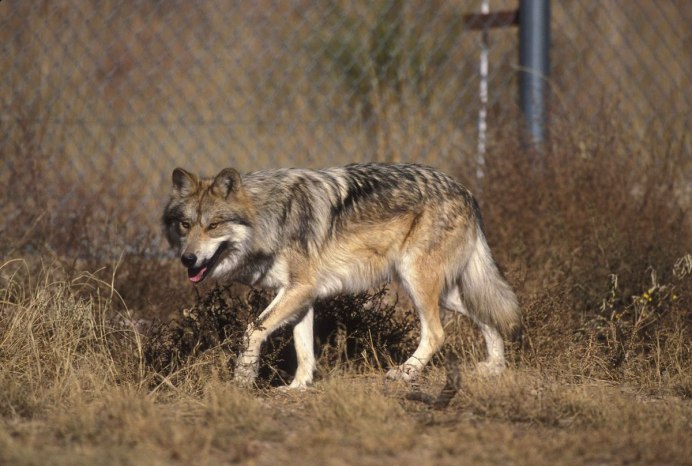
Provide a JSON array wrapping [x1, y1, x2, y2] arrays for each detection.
[[187, 242, 229, 283]]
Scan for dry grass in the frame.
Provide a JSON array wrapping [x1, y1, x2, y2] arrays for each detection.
[[1, 113, 690, 464], [0, 4, 689, 461]]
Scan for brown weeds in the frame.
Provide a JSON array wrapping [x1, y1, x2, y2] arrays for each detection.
[[0, 111, 690, 464], [474, 111, 690, 389]]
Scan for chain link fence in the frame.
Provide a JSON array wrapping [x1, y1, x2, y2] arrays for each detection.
[[1, 0, 689, 256]]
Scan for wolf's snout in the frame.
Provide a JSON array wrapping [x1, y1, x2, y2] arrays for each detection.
[[181, 253, 197, 268]]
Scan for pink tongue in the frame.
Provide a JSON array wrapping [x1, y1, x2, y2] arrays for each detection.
[[189, 267, 207, 283]]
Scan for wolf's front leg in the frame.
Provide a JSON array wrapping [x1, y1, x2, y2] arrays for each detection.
[[234, 323, 262, 388], [233, 286, 314, 388], [288, 306, 315, 389]]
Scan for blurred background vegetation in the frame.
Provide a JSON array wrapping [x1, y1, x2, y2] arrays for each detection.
[[1, 1, 688, 253]]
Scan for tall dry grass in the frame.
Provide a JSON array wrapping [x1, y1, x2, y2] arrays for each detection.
[[1, 108, 689, 463], [0, 261, 144, 417]]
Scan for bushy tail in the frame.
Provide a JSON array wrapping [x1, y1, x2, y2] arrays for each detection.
[[461, 230, 521, 338]]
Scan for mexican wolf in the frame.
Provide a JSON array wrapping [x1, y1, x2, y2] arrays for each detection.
[[162, 163, 520, 388]]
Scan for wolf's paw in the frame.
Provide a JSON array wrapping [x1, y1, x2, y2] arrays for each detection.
[[233, 363, 258, 388], [285, 375, 312, 390], [476, 360, 506, 377], [386, 364, 420, 382], [274, 374, 312, 391], [275, 379, 312, 392]]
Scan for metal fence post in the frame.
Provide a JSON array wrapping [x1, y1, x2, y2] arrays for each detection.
[[519, 0, 550, 145]]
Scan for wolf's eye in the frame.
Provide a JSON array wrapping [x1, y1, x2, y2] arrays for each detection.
[[179, 221, 191, 230], [208, 222, 218, 230]]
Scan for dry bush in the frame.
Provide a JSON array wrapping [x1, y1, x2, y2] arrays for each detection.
[[481, 111, 688, 306], [110, 255, 191, 319], [143, 285, 271, 383], [143, 284, 419, 388], [312, 288, 418, 374], [472, 109, 691, 387]]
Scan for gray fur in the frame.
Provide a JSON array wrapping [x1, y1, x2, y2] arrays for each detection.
[[163, 162, 521, 387]]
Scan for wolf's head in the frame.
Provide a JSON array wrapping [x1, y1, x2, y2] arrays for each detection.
[[162, 167, 254, 283]]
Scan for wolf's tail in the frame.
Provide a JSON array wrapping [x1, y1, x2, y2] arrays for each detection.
[[461, 229, 522, 339]]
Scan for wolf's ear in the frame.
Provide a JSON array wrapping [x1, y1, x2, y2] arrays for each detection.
[[212, 168, 242, 198], [171, 168, 198, 197]]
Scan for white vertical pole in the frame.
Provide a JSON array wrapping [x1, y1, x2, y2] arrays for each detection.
[[477, 0, 490, 191]]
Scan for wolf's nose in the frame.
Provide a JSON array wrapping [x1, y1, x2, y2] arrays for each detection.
[[181, 253, 197, 268]]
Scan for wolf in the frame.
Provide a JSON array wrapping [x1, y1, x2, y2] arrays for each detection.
[[162, 163, 520, 388]]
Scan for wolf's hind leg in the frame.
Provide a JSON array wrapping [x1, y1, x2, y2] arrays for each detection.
[[475, 322, 506, 376], [387, 266, 445, 382], [441, 286, 506, 375], [288, 306, 315, 389]]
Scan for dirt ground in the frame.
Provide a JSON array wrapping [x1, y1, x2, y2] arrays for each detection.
[[2, 365, 690, 466]]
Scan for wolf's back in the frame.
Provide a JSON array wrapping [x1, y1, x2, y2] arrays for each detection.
[[244, 163, 476, 251]]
